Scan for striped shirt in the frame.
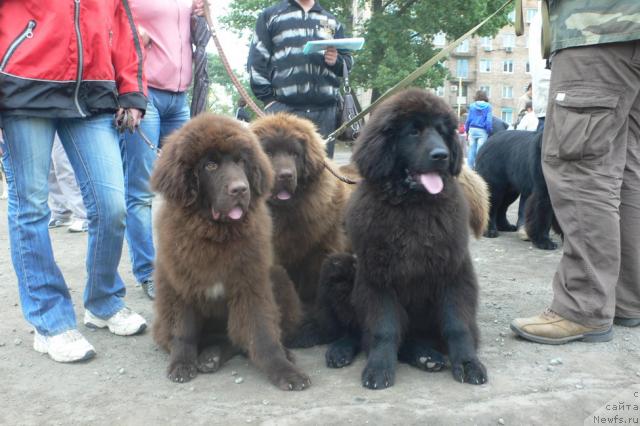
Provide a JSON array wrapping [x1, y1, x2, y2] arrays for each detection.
[[247, 0, 353, 107]]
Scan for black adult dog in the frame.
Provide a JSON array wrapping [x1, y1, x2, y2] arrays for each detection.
[[315, 88, 487, 389], [475, 130, 559, 250]]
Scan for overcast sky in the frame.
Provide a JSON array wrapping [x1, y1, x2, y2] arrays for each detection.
[[210, 0, 251, 74]]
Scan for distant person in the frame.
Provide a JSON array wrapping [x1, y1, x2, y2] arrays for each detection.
[[0, 0, 148, 363], [465, 90, 493, 168], [515, 101, 539, 131], [48, 134, 88, 233], [235, 98, 251, 123], [247, 0, 353, 159]]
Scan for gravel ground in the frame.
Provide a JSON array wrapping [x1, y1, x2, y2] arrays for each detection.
[[1, 145, 638, 425]]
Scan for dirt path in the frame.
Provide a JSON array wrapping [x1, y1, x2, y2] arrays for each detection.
[[1, 176, 638, 425]]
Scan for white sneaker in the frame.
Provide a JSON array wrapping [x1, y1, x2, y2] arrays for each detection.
[[68, 219, 88, 233], [84, 307, 147, 336], [33, 329, 96, 363]]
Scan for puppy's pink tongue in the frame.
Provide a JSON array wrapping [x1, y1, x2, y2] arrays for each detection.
[[419, 173, 444, 194], [277, 191, 291, 200], [228, 207, 244, 220]]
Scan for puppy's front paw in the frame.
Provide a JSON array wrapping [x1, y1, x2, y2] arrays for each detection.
[[361, 362, 395, 390], [167, 361, 198, 383], [326, 338, 357, 368], [451, 359, 487, 385], [196, 346, 222, 373], [271, 364, 311, 391]]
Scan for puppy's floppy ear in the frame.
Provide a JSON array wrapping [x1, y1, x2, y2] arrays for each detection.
[[248, 145, 274, 197], [449, 133, 463, 176], [352, 126, 396, 182], [150, 135, 199, 206], [302, 138, 327, 182]]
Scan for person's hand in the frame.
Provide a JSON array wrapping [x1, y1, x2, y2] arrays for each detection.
[[193, 0, 205, 16], [115, 108, 144, 132], [324, 47, 338, 66], [138, 26, 151, 48]]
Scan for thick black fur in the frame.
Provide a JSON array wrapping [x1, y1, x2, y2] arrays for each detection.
[[475, 130, 560, 250], [313, 89, 487, 389]]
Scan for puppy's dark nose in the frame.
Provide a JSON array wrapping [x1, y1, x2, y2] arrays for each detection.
[[430, 148, 449, 161], [228, 181, 248, 196], [277, 169, 294, 181]]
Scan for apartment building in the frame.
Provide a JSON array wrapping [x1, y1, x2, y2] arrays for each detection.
[[434, 1, 540, 125]]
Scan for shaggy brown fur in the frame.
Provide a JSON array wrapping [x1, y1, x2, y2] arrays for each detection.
[[458, 164, 490, 238], [150, 113, 310, 390], [250, 113, 352, 305], [316, 88, 488, 389]]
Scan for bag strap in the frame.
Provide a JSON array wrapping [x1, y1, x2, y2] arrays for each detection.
[[541, 0, 551, 59], [342, 59, 351, 93]]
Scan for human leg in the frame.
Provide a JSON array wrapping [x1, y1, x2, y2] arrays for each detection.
[[1, 116, 77, 335], [512, 42, 640, 342], [57, 115, 129, 319], [466, 128, 481, 168], [615, 84, 640, 324], [121, 93, 160, 288]]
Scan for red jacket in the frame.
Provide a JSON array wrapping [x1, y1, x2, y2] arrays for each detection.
[[0, 0, 147, 118]]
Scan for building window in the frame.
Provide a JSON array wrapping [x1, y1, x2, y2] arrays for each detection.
[[479, 59, 491, 73], [503, 60, 514, 73], [501, 108, 513, 123], [480, 36, 492, 51], [525, 61, 531, 73], [502, 85, 513, 99], [435, 86, 445, 97], [456, 59, 469, 78], [502, 33, 515, 50], [479, 85, 491, 98], [433, 32, 446, 47], [455, 39, 470, 53], [526, 8, 538, 23]]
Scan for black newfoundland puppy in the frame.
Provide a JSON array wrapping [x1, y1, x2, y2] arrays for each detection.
[[317, 88, 487, 389], [475, 130, 559, 250]]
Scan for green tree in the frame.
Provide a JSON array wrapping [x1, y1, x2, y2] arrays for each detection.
[[222, 0, 510, 101]]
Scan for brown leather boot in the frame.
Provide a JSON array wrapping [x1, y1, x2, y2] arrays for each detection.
[[511, 309, 613, 344]]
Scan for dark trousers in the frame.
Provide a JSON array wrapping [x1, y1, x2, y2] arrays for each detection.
[[543, 41, 640, 327], [265, 101, 338, 158]]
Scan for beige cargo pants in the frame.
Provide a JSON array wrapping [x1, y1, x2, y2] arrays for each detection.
[[543, 41, 640, 328]]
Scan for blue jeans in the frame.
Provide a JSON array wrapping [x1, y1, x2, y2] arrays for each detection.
[[1, 114, 127, 336], [120, 88, 190, 283], [467, 127, 489, 169]]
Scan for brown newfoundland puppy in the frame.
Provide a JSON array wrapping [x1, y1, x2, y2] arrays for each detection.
[[250, 114, 351, 305], [316, 88, 488, 389], [150, 113, 310, 391]]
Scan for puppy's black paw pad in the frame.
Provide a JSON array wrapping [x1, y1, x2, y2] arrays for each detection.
[[534, 239, 557, 250], [484, 229, 499, 238], [326, 344, 355, 369], [167, 361, 198, 383], [452, 359, 487, 385], [361, 364, 394, 390]]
